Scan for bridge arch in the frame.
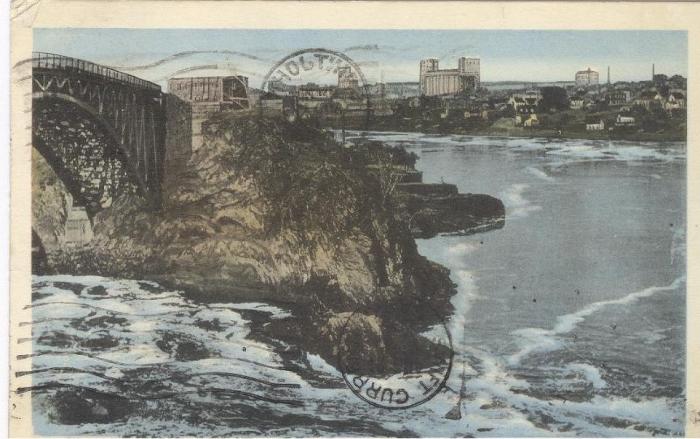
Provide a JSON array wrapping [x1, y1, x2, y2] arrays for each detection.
[[33, 95, 145, 217], [32, 52, 166, 216]]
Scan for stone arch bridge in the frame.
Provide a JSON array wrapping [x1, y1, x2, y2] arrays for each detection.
[[32, 52, 191, 217]]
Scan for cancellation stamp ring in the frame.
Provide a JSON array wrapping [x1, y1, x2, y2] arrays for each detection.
[[336, 308, 454, 410], [260, 48, 372, 126]]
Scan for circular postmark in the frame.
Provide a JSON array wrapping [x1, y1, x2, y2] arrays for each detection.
[[260, 48, 372, 125], [337, 309, 454, 409]]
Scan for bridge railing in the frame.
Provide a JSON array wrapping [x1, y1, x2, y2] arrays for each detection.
[[32, 52, 161, 92]]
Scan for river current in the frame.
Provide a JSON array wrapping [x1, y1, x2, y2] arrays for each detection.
[[26, 132, 686, 436]]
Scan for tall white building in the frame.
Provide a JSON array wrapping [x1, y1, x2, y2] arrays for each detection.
[[419, 57, 480, 96], [458, 57, 480, 82], [575, 67, 599, 87]]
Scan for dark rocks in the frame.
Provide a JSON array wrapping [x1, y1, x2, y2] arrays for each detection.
[[395, 185, 505, 239], [36, 330, 121, 350], [42, 388, 136, 424], [37, 331, 75, 348], [86, 285, 108, 296], [263, 308, 452, 377], [80, 334, 121, 350], [137, 281, 167, 294], [53, 281, 85, 296], [194, 318, 224, 332], [156, 332, 213, 361], [32, 291, 52, 301], [70, 315, 129, 331]]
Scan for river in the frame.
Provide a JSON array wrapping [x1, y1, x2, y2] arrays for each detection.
[[26, 132, 686, 436]]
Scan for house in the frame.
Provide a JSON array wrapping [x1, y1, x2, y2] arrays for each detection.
[[509, 90, 541, 113], [569, 96, 585, 109], [664, 92, 686, 112], [634, 91, 662, 110], [509, 97, 538, 114], [585, 116, 605, 131], [511, 89, 542, 101], [616, 114, 636, 126], [609, 89, 632, 106], [523, 114, 539, 127], [524, 97, 539, 107], [508, 96, 525, 110], [515, 113, 539, 127]]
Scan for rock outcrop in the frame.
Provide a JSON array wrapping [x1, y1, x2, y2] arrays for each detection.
[[45, 115, 456, 317], [395, 183, 505, 238], [35, 113, 505, 371], [32, 149, 70, 250]]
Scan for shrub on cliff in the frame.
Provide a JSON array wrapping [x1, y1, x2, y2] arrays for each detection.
[[204, 114, 398, 241]]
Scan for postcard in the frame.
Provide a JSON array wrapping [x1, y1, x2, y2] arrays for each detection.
[[8, 1, 700, 437]]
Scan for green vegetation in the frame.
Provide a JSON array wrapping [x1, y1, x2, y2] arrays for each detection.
[[205, 113, 417, 239]]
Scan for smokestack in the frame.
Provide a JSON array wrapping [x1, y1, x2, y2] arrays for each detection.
[[607, 66, 610, 85], [652, 63, 655, 80]]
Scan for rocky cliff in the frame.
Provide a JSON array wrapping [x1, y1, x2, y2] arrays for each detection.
[[45, 115, 456, 316], [32, 149, 70, 249], [35, 113, 504, 371]]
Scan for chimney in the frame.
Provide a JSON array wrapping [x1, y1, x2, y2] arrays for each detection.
[[652, 63, 655, 80], [607, 66, 610, 85]]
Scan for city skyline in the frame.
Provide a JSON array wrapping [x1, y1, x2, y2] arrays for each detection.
[[33, 29, 687, 88]]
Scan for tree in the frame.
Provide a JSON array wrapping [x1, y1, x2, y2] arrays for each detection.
[[370, 150, 403, 204], [640, 108, 668, 133], [539, 86, 569, 112]]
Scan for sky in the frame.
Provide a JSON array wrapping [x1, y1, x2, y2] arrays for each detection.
[[33, 29, 687, 89]]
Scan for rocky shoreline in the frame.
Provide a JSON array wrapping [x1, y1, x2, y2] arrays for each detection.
[[33, 113, 504, 372]]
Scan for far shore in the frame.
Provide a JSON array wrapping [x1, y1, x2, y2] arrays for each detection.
[[330, 117, 686, 143]]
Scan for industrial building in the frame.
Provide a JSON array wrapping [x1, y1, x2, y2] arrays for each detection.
[[419, 57, 480, 96], [167, 76, 250, 115]]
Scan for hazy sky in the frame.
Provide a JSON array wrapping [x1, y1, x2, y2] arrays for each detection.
[[34, 29, 687, 88]]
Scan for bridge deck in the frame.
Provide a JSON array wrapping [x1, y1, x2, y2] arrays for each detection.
[[32, 52, 161, 92]]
